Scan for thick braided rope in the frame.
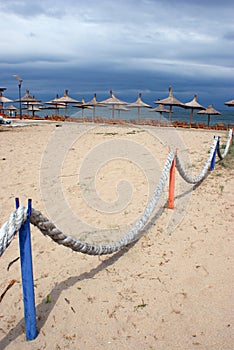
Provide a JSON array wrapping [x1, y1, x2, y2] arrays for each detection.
[[29, 151, 175, 256], [175, 137, 218, 184], [0, 206, 28, 256], [217, 129, 233, 160]]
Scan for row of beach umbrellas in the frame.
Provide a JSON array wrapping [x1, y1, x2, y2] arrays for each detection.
[[1, 87, 233, 126]]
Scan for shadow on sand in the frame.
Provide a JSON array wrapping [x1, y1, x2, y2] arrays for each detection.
[[0, 240, 139, 348], [0, 183, 196, 348]]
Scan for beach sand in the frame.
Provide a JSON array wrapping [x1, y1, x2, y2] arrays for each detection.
[[0, 121, 233, 349]]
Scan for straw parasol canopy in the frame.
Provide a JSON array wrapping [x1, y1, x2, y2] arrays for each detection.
[[56, 89, 79, 107], [154, 86, 185, 123], [100, 90, 128, 119], [185, 94, 205, 127], [73, 97, 93, 119], [83, 93, 106, 120], [15, 90, 40, 106], [55, 89, 79, 116], [45, 94, 67, 114], [4, 104, 18, 117], [0, 92, 13, 113], [45, 94, 61, 105], [0, 92, 13, 104], [197, 104, 221, 127], [127, 93, 151, 123], [149, 104, 170, 121], [224, 99, 234, 107]]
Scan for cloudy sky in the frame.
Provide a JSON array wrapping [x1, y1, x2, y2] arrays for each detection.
[[1, 0, 234, 108]]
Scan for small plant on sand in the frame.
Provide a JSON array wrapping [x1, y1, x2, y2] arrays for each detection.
[[46, 294, 51, 303], [134, 299, 147, 311], [218, 144, 234, 169], [219, 185, 224, 194], [126, 130, 144, 135]]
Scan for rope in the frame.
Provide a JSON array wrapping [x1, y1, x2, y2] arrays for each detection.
[[175, 137, 218, 184], [0, 151, 174, 256], [217, 129, 233, 160], [0, 129, 232, 257], [0, 206, 28, 256], [28, 151, 174, 255]]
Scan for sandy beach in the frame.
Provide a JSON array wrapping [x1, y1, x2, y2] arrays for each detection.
[[0, 121, 233, 349]]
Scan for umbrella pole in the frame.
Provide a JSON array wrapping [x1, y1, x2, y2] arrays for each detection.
[[208, 114, 210, 127], [112, 105, 114, 120], [169, 106, 172, 124], [190, 109, 194, 128], [138, 107, 140, 124]]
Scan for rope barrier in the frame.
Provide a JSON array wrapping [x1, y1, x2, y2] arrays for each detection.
[[0, 151, 174, 256], [175, 137, 218, 184], [1, 130, 232, 342], [0, 206, 27, 256], [0, 130, 232, 257], [29, 151, 174, 255], [217, 129, 233, 160]]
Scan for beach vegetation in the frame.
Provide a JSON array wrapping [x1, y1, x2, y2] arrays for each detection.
[[218, 144, 234, 169], [134, 299, 147, 311], [219, 185, 224, 194], [126, 129, 144, 134], [95, 132, 118, 136], [46, 294, 51, 303]]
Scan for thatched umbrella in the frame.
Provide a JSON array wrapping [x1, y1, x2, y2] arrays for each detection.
[[56, 89, 79, 114], [4, 104, 18, 117], [185, 94, 205, 127], [45, 94, 67, 115], [224, 99, 234, 107], [15, 90, 40, 105], [0, 92, 13, 113], [73, 97, 93, 119], [23, 98, 42, 116], [127, 93, 151, 123], [0, 92, 13, 104], [197, 104, 221, 127], [149, 104, 170, 122], [100, 90, 127, 119], [154, 86, 185, 123], [83, 93, 106, 120]]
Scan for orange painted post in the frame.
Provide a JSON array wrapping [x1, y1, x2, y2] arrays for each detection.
[[168, 155, 176, 209]]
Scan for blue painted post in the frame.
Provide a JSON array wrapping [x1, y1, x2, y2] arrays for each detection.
[[16, 198, 37, 340], [210, 137, 218, 171]]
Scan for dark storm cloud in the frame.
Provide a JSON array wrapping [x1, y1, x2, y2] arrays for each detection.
[[0, 0, 233, 108]]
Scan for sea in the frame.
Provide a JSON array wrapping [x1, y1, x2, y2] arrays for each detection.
[[32, 106, 234, 127]]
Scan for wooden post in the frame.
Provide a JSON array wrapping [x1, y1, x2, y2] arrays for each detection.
[[16, 198, 37, 341], [168, 156, 176, 209]]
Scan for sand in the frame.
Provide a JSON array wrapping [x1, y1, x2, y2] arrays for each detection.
[[0, 121, 233, 349]]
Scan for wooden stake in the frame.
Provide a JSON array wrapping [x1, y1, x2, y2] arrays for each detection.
[[168, 156, 176, 209], [16, 198, 37, 341]]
